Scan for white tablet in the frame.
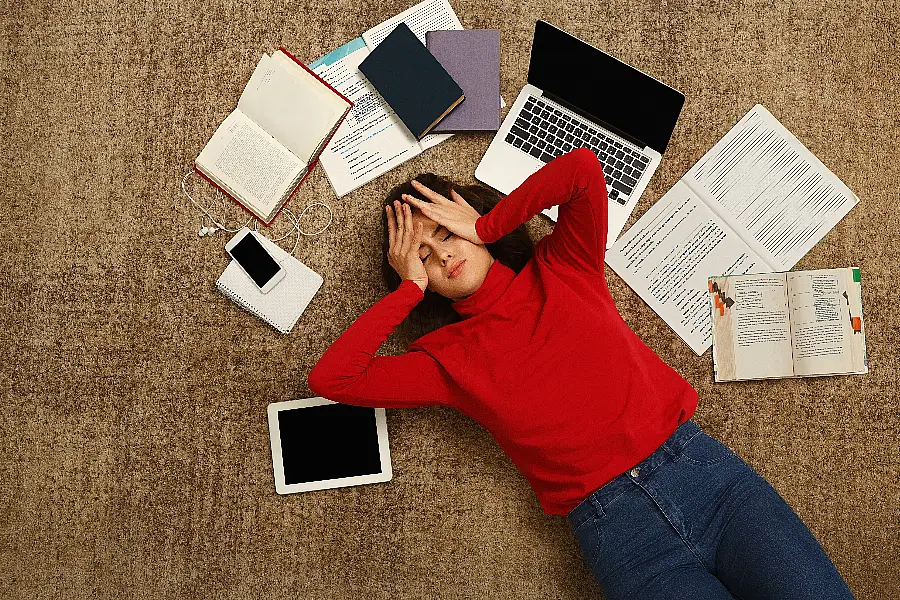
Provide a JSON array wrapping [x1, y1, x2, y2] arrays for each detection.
[[267, 397, 393, 494]]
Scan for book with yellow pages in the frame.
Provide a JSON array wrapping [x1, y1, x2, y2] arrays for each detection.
[[195, 48, 352, 225], [709, 267, 867, 382]]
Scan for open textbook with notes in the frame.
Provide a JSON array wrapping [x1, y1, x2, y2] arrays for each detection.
[[709, 268, 867, 382], [606, 104, 861, 355], [308, 0, 504, 197]]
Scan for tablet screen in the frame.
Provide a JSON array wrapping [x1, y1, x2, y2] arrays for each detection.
[[277, 403, 383, 485]]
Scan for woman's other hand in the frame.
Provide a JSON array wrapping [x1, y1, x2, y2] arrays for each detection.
[[402, 180, 485, 246], [386, 200, 429, 292]]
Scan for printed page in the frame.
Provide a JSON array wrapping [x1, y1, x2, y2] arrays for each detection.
[[196, 110, 305, 214], [709, 273, 794, 381], [362, 0, 465, 152], [309, 39, 423, 197], [362, 0, 463, 48], [787, 268, 865, 377], [238, 54, 343, 164], [606, 180, 773, 356], [685, 104, 859, 270]]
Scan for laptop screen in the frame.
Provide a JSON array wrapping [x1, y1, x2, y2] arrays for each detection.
[[527, 21, 685, 154]]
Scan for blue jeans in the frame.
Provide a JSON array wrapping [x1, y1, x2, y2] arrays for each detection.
[[567, 420, 855, 599]]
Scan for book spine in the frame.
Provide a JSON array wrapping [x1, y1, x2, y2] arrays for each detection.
[[260, 158, 317, 226], [311, 107, 351, 165]]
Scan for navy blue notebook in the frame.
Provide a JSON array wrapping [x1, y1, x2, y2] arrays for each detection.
[[358, 23, 464, 139]]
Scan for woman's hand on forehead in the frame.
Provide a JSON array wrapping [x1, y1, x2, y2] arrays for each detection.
[[403, 180, 485, 246], [385, 199, 429, 291]]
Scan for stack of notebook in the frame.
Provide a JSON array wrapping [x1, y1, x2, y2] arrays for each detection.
[[217, 233, 324, 334], [358, 23, 501, 139]]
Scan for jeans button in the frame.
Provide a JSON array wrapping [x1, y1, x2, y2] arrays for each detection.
[[630, 467, 640, 478]]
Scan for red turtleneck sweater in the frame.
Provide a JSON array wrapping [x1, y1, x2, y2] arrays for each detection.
[[308, 148, 698, 516]]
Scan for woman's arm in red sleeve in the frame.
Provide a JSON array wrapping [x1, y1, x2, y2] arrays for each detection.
[[475, 147, 608, 272], [307, 279, 465, 409]]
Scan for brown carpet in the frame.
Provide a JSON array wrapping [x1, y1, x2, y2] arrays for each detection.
[[1, 0, 898, 598]]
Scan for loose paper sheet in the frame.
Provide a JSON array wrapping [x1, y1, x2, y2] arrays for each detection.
[[686, 105, 860, 270], [606, 180, 770, 355]]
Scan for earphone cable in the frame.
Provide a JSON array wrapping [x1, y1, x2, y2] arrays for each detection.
[[179, 169, 334, 256]]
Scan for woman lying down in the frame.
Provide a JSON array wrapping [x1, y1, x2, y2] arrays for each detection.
[[308, 148, 855, 600]]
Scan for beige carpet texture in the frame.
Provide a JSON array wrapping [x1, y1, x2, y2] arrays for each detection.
[[2, 0, 898, 598]]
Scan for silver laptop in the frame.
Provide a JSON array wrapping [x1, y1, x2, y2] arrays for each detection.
[[475, 21, 685, 249]]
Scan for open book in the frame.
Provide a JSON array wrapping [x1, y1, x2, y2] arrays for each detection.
[[709, 268, 867, 381], [308, 0, 505, 197], [196, 48, 352, 225], [606, 105, 860, 355]]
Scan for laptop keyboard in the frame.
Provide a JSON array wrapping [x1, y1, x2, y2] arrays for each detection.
[[503, 95, 650, 205]]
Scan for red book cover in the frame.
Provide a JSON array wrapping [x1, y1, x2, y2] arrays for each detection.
[[195, 48, 353, 227]]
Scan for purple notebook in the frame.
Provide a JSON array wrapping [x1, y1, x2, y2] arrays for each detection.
[[425, 29, 501, 132]]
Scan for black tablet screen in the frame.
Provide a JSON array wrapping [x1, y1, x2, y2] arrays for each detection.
[[278, 404, 383, 485]]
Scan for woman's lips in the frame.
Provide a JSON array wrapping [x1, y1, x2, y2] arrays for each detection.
[[449, 259, 466, 278]]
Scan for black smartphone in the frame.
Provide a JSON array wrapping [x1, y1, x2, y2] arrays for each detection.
[[225, 228, 286, 293]]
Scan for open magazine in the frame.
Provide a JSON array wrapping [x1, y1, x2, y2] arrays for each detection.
[[709, 268, 867, 381], [606, 105, 860, 355]]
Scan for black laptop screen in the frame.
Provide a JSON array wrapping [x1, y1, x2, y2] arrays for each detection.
[[527, 21, 685, 154]]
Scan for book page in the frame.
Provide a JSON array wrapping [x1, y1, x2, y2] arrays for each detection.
[[787, 268, 865, 377], [606, 180, 772, 356], [709, 273, 794, 381], [362, 0, 463, 48], [270, 51, 350, 161], [238, 54, 345, 164], [685, 105, 859, 270], [361, 0, 464, 152], [309, 38, 423, 197], [196, 110, 305, 214]]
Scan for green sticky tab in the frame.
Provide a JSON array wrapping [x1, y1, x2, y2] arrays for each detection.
[[852, 267, 861, 282]]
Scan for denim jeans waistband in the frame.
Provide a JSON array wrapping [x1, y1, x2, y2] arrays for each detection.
[[567, 419, 702, 531]]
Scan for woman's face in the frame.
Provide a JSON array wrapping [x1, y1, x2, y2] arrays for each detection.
[[408, 206, 494, 301]]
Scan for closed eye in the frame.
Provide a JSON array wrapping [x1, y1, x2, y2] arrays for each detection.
[[420, 230, 454, 262]]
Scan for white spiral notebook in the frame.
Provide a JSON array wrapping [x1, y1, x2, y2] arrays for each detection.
[[216, 233, 323, 333]]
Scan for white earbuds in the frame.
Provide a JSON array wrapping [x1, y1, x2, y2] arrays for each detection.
[[180, 169, 334, 255]]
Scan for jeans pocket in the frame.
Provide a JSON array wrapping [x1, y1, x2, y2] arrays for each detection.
[[572, 509, 605, 566], [678, 429, 736, 465]]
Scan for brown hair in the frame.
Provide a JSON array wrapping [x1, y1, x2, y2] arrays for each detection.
[[381, 173, 534, 335]]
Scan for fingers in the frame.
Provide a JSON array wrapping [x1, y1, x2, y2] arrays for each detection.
[[410, 179, 449, 204], [386, 203, 396, 249], [402, 194, 441, 230], [400, 202, 415, 255], [450, 189, 466, 204], [396, 201, 408, 253], [387, 200, 410, 254]]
